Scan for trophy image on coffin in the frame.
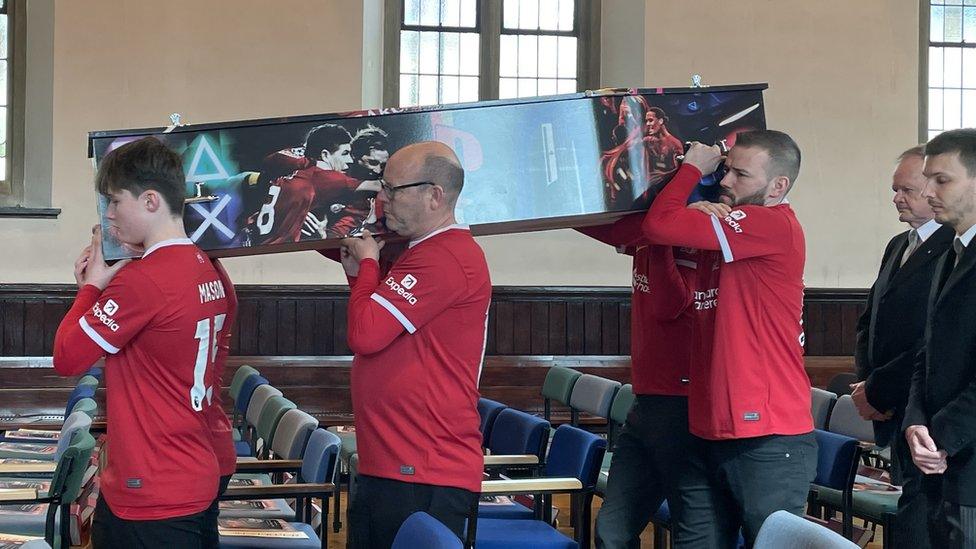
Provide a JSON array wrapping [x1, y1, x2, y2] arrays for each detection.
[[89, 84, 767, 260]]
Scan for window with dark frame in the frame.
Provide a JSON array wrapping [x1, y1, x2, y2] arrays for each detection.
[[927, 0, 976, 140], [0, 0, 9, 196], [389, 0, 598, 108]]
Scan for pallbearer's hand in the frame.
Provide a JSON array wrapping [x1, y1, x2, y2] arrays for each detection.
[[74, 245, 93, 289], [683, 142, 724, 175], [82, 226, 131, 290], [341, 230, 385, 267], [905, 425, 948, 474], [687, 201, 731, 218]]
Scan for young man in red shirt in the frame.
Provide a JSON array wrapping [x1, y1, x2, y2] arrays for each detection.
[[53, 137, 230, 548], [642, 131, 817, 547], [338, 141, 490, 548], [578, 216, 718, 549]]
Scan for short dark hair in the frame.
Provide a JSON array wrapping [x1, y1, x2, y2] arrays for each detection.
[[898, 144, 926, 162], [304, 123, 352, 160], [646, 107, 669, 124], [351, 125, 389, 159], [95, 137, 186, 216], [424, 155, 464, 202], [924, 128, 976, 177], [735, 129, 802, 185]]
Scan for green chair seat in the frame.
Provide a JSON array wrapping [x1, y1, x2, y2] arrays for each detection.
[[326, 427, 357, 462], [816, 486, 899, 520]]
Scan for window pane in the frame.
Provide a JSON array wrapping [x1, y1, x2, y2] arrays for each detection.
[[404, 0, 421, 25], [0, 106, 6, 158], [557, 78, 576, 93], [419, 32, 439, 74], [557, 0, 574, 31], [440, 32, 460, 74], [459, 76, 479, 102], [932, 6, 945, 41], [0, 15, 7, 59], [519, 0, 539, 30], [945, 88, 963, 129], [499, 77, 518, 99], [538, 35, 558, 77], [946, 6, 964, 41], [963, 89, 976, 127], [964, 48, 976, 88], [441, 0, 460, 26], [518, 77, 537, 97], [459, 32, 480, 76], [0, 157, 5, 181], [518, 34, 538, 77], [503, 0, 520, 28], [440, 75, 460, 103], [400, 31, 420, 74], [929, 130, 942, 140], [538, 78, 558, 96], [419, 74, 439, 105], [0, 60, 6, 107], [930, 47, 945, 87], [558, 36, 577, 78], [539, 0, 559, 30], [945, 46, 963, 88], [459, 0, 476, 26], [500, 35, 518, 77], [966, 7, 976, 41], [930, 88, 945, 130], [420, 0, 441, 26], [401, 74, 419, 106]]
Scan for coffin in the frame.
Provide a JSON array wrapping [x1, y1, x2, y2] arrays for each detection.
[[88, 83, 767, 260]]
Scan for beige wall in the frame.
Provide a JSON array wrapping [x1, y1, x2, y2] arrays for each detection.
[[644, 0, 920, 287], [0, 0, 922, 287]]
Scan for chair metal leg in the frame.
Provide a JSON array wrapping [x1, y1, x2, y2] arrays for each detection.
[[332, 465, 343, 533]]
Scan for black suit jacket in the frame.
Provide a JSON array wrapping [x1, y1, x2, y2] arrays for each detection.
[[855, 225, 954, 446], [905, 239, 976, 505]]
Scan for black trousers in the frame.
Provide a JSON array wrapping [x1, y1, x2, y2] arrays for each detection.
[[202, 474, 232, 549], [891, 433, 940, 549], [674, 432, 818, 549], [92, 495, 209, 549], [348, 474, 477, 549], [594, 395, 691, 549]]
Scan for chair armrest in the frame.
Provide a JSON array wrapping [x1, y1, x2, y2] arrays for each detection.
[[234, 459, 303, 472], [481, 477, 582, 495], [483, 454, 540, 466], [0, 487, 38, 501], [0, 462, 56, 474], [221, 482, 336, 500]]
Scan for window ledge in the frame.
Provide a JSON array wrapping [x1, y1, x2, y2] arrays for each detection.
[[0, 206, 61, 219]]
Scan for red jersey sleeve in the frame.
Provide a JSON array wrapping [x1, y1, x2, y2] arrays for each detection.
[[53, 285, 106, 376], [78, 266, 165, 355], [706, 205, 794, 263], [576, 213, 646, 250], [642, 164, 724, 251]]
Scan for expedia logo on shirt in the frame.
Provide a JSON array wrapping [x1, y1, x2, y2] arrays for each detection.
[[723, 210, 747, 233], [385, 276, 419, 305], [92, 302, 120, 332], [401, 274, 418, 289]]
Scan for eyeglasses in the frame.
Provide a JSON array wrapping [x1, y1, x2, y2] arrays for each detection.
[[379, 179, 435, 198]]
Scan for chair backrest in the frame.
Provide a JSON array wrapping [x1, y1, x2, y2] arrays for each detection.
[[86, 366, 103, 381], [544, 425, 608, 489], [827, 395, 875, 443], [245, 383, 282, 427], [76, 375, 99, 389], [477, 398, 507, 446], [826, 373, 858, 397], [236, 374, 270, 415], [609, 384, 635, 425], [63, 384, 96, 419], [392, 512, 463, 549], [229, 365, 260, 404], [810, 388, 838, 430], [301, 428, 342, 484], [270, 408, 318, 459], [256, 396, 296, 449], [568, 374, 622, 418], [54, 411, 93, 460], [541, 367, 583, 405], [486, 408, 550, 459], [52, 431, 96, 503], [754, 510, 859, 549], [813, 429, 860, 490], [69, 397, 97, 419]]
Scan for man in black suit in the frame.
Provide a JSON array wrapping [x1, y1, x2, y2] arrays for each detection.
[[851, 145, 954, 548], [905, 128, 976, 548]]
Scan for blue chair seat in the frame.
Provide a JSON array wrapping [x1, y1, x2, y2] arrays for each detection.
[[475, 518, 577, 549], [232, 428, 242, 442], [234, 440, 252, 457], [477, 498, 533, 520], [218, 521, 319, 548]]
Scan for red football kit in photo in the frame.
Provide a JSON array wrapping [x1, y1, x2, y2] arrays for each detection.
[[345, 225, 491, 493], [580, 214, 715, 396], [643, 164, 812, 440], [209, 258, 238, 477], [53, 239, 230, 519], [256, 165, 362, 244]]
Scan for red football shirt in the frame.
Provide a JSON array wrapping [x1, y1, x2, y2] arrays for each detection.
[[643, 164, 812, 440], [256, 165, 361, 244], [346, 225, 490, 493], [209, 259, 238, 477], [53, 239, 230, 519], [580, 215, 714, 395]]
